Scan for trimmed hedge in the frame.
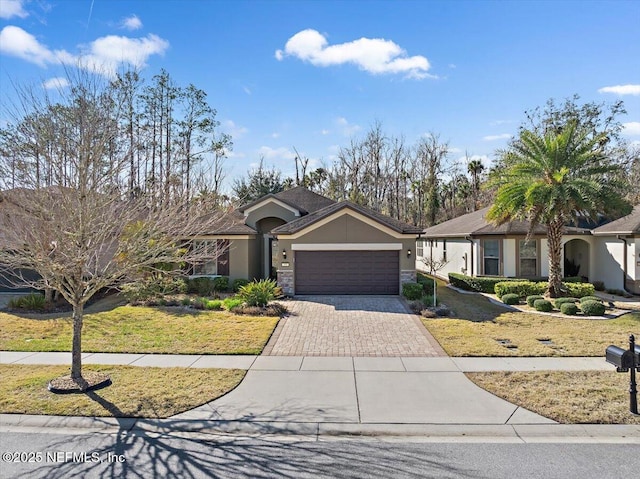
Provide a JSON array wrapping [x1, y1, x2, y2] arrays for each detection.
[[526, 295, 545, 307], [560, 303, 579, 315], [533, 299, 553, 312], [416, 272, 436, 291], [554, 297, 577, 309], [501, 293, 520, 305], [579, 296, 602, 304], [495, 281, 547, 299], [580, 300, 606, 316], [449, 273, 521, 293], [232, 278, 250, 292], [564, 283, 595, 298], [403, 282, 424, 300]]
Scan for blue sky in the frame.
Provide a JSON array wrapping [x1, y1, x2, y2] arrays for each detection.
[[1, 0, 639, 189]]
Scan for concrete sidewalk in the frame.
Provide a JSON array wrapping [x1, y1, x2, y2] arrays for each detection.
[[3, 351, 639, 442]]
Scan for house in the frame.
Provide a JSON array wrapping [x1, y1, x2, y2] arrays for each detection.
[[193, 187, 422, 295], [418, 205, 640, 295]]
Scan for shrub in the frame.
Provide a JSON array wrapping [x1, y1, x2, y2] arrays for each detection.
[[205, 299, 223, 310], [526, 295, 545, 307], [8, 293, 46, 311], [560, 303, 579, 315], [495, 281, 546, 299], [533, 299, 553, 312], [416, 272, 435, 291], [579, 296, 602, 304], [222, 297, 244, 311], [562, 276, 583, 283], [580, 300, 606, 316], [187, 277, 215, 296], [402, 282, 424, 300], [501, 293, 520, 305], [449, 273, 521, 293], [181, 297, 192, 306], [121, 276, 187, 302], [605, 288, 629, 297], [554, 297, 578, 309], [237, 278, 282, 307], [592, 281, 605, 291], [421, 295, 439, 307], [213, 276, 229, 292], [564, 282, 595, 298], [232, 278, 250, 292]]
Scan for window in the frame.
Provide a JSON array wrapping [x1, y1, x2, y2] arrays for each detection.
[[443, 239, 447, 261], [416, 239, 424, 257], [192, 240, 229, 276], [519, 239, 537, 277], [483, 239, 500, 275]]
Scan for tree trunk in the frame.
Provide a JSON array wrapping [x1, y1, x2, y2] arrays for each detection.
[[70, 302, 84, 380], [547, 218, 565, 298]]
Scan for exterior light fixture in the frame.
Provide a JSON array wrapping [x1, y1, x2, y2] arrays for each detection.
[[407, 249, 412, 257], [282, 249, 287, 259]]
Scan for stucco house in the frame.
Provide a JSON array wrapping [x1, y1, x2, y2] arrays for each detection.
[[418, 205, 640, 295], [192, 187, 422, 295]]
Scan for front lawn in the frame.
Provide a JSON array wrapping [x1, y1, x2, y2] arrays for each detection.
[[0, 364, 244, 418], [0, 306, 279, 355], [467, 371, 640, 424], [421, 279, 640, 356]]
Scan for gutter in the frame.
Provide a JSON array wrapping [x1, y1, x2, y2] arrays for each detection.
[[617, 235, 633, 295], [465, 236, 474, 276]]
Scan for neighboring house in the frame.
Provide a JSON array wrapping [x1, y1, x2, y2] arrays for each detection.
[[418, 205, 640, 295], [193, 187, 422, 295]]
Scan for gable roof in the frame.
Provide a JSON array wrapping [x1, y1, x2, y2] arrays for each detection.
[[271, 200, 423, 235], [592, 205, 640, 235], [239, 186, 335, 216], [422, 207, 590, 238], [204, 210, 257, 235]]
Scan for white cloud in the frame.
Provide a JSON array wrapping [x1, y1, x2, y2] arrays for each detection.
[[598, 84, 640, 96], [622, 122, 640, 136], [243, 86, 252, 95], [489, 119, 513, 126], [448, 147, 463, 154], [121, 14, 143, 31], [482, 133, 511, 141], [276, 29, 432, 79], [321, 129, 330, 135], [0, 0, 28, 19], [336, 117, 361, 136], [223, 120, 248, 140], [258, 146, 297, 161], [0, 25, 168, 76], [42, 77, 69, 90], [271, 132, 280, 139]]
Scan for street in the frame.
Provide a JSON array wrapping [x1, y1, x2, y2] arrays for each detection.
[[1, 430, 638, 479]]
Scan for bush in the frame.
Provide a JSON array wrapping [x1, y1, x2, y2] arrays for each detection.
[[205, 299, 223, 310], [222, 297, 244, 311], [501, 293, 520, 305], [605, 288, 629, 297], [181, 297, 192, 306], [421, 295, 439, 307], [449, 273, 521, 293], [563, 282, 595, 298], [562, 276, 583, 283], [533, 299, 553, 312], [579, 296, 602, 304], [237, 279, 282, 307], [121, 276, 187, 302], [213, 276, 229, 292], [580, 300, 606, 316], [8, 293, 46, 311], [187, 277, 216, 296], [416, 272, 435, 291], [402, 282, 424, 300], [554, 297, 577, 309], [560, 303, 579, 315], [495, 281, 546, 299], [232, 278, 250, 292], [526, 295, 545, 307], [592, 281, 605, 291]]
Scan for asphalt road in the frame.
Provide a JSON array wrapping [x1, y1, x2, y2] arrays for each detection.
[[1, 430, 638, 479]]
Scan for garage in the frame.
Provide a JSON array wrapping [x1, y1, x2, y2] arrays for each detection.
[[294, 250, 399, 294]]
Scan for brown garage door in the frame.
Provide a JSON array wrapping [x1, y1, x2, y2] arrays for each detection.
[[295, 250, 399, 295]]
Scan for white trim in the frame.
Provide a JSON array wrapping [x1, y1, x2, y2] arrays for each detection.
[[243, 198, 301, 217], [292, 243, 402, 251], [281, 209, 414, 240], [192, 235, 254, 240]]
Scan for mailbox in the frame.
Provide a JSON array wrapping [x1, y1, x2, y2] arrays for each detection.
[[605, 345, 639, 372]]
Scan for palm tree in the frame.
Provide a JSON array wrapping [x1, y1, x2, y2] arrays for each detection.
[[487, 121, 630, 298], [467, 158, 485, 210]]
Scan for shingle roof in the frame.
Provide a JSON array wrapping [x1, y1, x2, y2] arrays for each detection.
[[592, 205, 640, 235], [205, 210, 257, 235], [422, 207, 590, 238], [239, 187, 335, 215], [271, 200, 423, 235]]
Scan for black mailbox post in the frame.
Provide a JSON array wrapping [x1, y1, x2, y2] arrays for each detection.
[[606, 335, 640, 416]]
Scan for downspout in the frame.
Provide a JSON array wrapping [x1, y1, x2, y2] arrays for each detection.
[[617, 235, 633, 295], [466, 236, 474, 276]]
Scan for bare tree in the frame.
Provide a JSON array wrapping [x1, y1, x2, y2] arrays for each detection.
[[0, 70, 228, 388]]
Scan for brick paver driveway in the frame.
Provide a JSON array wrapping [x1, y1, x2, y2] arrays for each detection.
[[265, 296, 446, 357]]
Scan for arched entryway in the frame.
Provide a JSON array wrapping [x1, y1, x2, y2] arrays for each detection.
[[563, 238, 590, 281], [256, 217, 287, 279]]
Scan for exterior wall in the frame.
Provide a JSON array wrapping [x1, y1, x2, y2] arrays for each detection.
[[503, 239, 516, 277], [631, 237, 640, 294], [244, 202, 299, 229], [562, 237, 592, 280], [592, 237, 625, 291], [295, 214, 399, 244], [539, 239, 549, 278], [417, 238, 473, 280], [227, 237, 259, 282]]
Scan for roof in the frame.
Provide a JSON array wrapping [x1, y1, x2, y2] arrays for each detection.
[[239, 186, 335, 215], [271, 200, 423, 235], [592, 205, 640, 235], [422, 207, 590, 238], [204, 210, 257, 235]]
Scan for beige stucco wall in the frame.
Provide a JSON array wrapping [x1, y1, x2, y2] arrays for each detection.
[[244, 202, 299, 229], [227, 237, 258, 282]]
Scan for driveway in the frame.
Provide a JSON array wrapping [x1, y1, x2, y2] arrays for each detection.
[[264, 295, 446, 357]]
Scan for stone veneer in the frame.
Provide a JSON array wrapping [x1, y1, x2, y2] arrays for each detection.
[[400, 270, 416, 284], [278, 270, 294, 296]]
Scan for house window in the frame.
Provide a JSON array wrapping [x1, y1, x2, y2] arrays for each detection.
[[192, 240, 229, 276], [519, 239, 537, 277], [417, 239, 424, 257], [443, 239, 447, 261], [483, 239, 500, 275]]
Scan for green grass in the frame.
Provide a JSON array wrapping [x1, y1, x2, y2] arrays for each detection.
[[422, 277, 640, 356], [0, 364, 244, 418], [0, 306, 279, 355]]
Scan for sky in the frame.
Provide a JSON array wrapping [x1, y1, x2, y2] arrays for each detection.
[[1, 0, 639, 189]]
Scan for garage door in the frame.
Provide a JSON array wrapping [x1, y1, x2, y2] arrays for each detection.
[[295, 250, 399, 295]]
